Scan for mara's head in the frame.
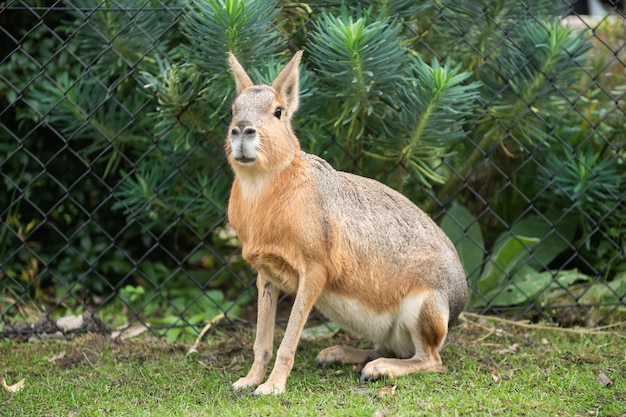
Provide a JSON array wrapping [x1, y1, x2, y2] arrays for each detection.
[[226, 51, 303, 173]]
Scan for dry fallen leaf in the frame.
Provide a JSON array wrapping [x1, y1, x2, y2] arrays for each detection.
[[490, 367, 500, 384], [1, 377, 25, 393], [56, 314, 84, 332], [597, 373, 613, 387], [110, 323, 149, 341], [498, 343, 519, 355], [377, 385, 397, 398], [48, 350, 67, 363]]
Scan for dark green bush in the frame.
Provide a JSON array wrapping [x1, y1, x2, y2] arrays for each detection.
[[1, 1, 624, 336]]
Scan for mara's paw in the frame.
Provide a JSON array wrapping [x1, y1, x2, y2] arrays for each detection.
[[252, 381, 286, 396], [360, 357, 447, 383], [359, 358, 390, 383], [232, 376, 261, 391], [314, 346, 345, 369], [315, 345, 379, 369]]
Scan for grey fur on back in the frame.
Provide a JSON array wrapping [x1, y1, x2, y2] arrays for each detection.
[[304, 152, 467, 324]]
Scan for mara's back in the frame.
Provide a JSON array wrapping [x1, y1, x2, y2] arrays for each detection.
[[303, 152, 467, 323]]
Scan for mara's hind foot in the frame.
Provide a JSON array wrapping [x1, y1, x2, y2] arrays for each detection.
[[358, 291, 450, 382], [359, 356, 446, 383], [315, 345, 382, 369]]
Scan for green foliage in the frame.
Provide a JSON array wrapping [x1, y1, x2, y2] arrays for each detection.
[[342, 0, 431, 19], [67, 0, 186, 77], [0, 1, 250, 331], [106, 252, 251, 342], [118, 0, 285, 233], [426, 4, 594, 216], [478, 21, 592, 148], [428, 0, 568, 65], [440, 206, 594, 309], [471, 234, 541, 308], [377, 56, 481, 187], [307, 7, 481, 187], [536, 147, 625, 278], [2, 0, 625, 332], [439, 205, 484, 282], [307, 9, 407, 166], [184, 0, 284, 69], [540, 149, 624, 235]]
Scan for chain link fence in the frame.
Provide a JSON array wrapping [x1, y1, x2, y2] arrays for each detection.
[[1, 0, 625, 342]]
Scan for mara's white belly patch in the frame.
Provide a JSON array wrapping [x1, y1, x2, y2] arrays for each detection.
[[315, 291, 428, 358]]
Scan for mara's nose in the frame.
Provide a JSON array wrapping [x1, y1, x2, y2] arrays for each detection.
[[231, 123, 256, 137]]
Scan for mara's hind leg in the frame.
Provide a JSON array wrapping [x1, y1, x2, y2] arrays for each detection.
[[315, 345, 385, 369], [360, 294, 448, 382]]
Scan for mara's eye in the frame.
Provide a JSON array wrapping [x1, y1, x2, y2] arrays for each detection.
[[274, 107, 283, 119]]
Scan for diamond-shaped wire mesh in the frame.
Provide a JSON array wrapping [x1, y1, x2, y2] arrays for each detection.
[[1, 1, 625, 341]]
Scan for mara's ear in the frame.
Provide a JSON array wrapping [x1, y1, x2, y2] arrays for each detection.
[[228, 52, 254, 93], [272, 51, 303, 117]]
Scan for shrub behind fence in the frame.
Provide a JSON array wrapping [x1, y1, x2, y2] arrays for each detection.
[[1, 0, 625, 342]]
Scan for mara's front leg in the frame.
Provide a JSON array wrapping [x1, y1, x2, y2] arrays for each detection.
[[232, 273, 280, 391], [252, 269, 326, 395]]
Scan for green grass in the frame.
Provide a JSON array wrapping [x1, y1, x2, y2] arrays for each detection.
[[1, 316, 625, 416]]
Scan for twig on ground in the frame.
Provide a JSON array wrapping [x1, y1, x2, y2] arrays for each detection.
[[186, 312, 225, 357], [460, 312, 625, 337]]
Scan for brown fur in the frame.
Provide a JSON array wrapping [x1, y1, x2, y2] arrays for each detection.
[[225, 51, 467, 395]]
